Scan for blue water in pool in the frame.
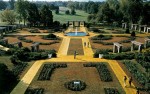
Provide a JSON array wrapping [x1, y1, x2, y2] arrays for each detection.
[[66, 32, 87, 36]]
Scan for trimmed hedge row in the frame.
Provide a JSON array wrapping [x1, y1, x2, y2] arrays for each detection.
[[39, 41, 59, 45], [104, 88, 120, 94], [91, 34, 112, 40], [84, 63, 113, 82], [25, 88, 44, 94], [12, 62, 28, 76], [38, 63, 67, 80], [122, 61, 148, 86], [103, 52, 135, 60], [18, 36, 33, 43]]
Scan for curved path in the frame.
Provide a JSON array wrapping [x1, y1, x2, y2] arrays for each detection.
[[11, 27, 137, 94]]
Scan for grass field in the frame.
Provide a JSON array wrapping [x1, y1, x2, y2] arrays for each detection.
[[53, 7, 89, 24], [0, 56, 13, 70], [0, 7, 89, 25]]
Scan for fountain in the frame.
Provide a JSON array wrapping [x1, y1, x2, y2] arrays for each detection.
[[66, 27, 87, 36], [75, 27, 78, 35]]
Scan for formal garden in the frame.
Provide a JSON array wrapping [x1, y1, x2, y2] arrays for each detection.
[[0, 0, 150, 94]]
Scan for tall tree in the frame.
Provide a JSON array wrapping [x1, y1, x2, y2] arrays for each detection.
[[15, 0, 29, 25], [0, 1, 7, 10], [40, 5, 53, 27], [27, 3, 41, 26], [9, 0, 15, 9], [0, 9, 16, 25]]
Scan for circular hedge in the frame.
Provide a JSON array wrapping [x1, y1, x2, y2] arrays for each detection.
[[64, 80, 86, 91]]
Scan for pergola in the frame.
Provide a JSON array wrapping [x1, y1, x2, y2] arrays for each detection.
[[0, 27, 7, 36], [131, 24, 138, 31], [113, 42, 123, 53], [139, 25, 147, 33], [68, 21, 85, 27], [145, 38, 150, 48], [122, 23, 127, 29], [131, 41, 143, 52], [31, 42, 40, 52], [146, 27, 150, 33]]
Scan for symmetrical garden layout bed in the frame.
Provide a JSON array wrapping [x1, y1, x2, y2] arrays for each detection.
[[67, 38, 84, 55], [5, 35, 61, 51], [28, 62, 125, 94]]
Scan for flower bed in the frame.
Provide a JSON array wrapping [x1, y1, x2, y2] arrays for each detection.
[[84, 63, 113, 82], [25, 88, 44, 94], [12, 62, 28, 76], [104, 88, 120, 94], [38, 63, 67, 80], [64, 80, 86, 91]]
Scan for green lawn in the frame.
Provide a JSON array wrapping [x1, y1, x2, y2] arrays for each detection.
[[53, 7, 89, 24], [0, 7, 89, 25], [0, 56, 14, 70]]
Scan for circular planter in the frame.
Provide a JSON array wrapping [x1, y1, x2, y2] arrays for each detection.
[[64, 80, 86, 91]]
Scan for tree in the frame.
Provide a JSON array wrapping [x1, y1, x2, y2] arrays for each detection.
[[27, 3, 41, 27], [65, 10, 70, 15], [40, 5, 53, 27], [97, 3, 115, 23], [131, 31, 136, 37], [0, 1, 7, 10], [15, 0, 29, 25], [0, 63, 18, 93], [71, 8, 76, 15], [0, 9, 16, 25], [55, 9, 59, 14], [9, 0, 15, 9]]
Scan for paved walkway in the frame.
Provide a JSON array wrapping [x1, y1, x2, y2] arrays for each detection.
[[11, 27, 137, 94], [82, 37, 94, 56], [57, 37, 70, 57], [11, 60, 44, 94], [108, 60, 136, 94]]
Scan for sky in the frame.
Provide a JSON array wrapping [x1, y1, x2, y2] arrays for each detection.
[[2, 0, 105, 2]]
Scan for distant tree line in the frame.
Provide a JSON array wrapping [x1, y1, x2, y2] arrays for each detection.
[[66, 0, 150, 25]]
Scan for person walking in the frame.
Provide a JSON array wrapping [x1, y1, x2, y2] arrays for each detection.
[[87, 42, 89, 47], [84, 42, 86, 47], [74, 51, 77, 59], [129, 77, 133, 87], [123, 76, 127, 87]]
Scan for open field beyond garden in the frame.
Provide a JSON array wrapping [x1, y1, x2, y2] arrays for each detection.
[[53, 7, 89, 23]]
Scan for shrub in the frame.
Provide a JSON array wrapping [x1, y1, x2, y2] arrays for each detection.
[[28, 29, 40, 33], [104, 88, 120, 94], [12, 62, 28, 76], [25, 88, 44, 94], [18, 36, 33, 43], [38, 63, 67, 80], [131, 31, 136, 37], [103, 52, 135, 60], [91, 34, 112, 40], [65, 10, 70, 15], [94, 49, 111, 58], [42, 34, 58, 40], [84, 63, 113, 82], [64, 80, 86, 91], [122, 60, 148, 86], [125, 28, 130, 33]]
